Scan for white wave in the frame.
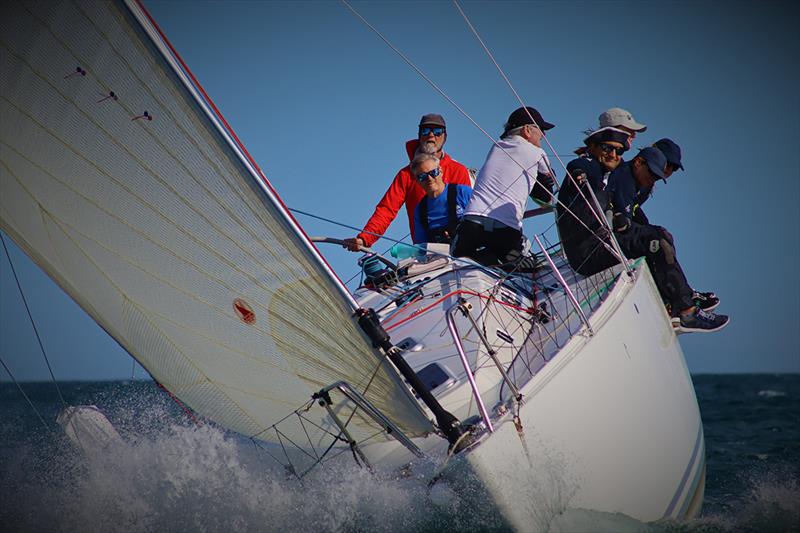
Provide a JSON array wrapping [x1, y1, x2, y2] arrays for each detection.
[[0, 403, 477, 532], [660, 473, 800, 532], [757, 390, 787, 398]]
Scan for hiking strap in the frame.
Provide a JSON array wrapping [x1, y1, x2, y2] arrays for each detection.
[[446, 184, 458, 238], [419, 184, 459, 239]]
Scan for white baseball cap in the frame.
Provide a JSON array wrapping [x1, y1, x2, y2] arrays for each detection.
[[598, 107, 647, 132]]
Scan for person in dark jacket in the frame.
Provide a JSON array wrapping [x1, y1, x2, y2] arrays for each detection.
[[627, 138, 719, 312], [608, 147, 729, 333], [556, 127, 629, 275], [630, 138, 684, 226]]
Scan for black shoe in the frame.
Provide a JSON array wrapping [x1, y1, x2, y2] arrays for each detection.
[[498, 253, 541, 273], [675, 307, 730, 333], [693, 291, 720, 312]]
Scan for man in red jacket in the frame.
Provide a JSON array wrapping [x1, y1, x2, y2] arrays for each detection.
[[343, 114, 472, 251]]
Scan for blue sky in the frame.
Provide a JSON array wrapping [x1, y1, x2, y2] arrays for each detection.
[[1, 0, 798, 381]]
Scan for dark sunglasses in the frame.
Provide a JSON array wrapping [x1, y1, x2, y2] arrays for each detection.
[[599, 143, 626, 156], [419, 126, 445, 137], [416, 167, 442, 181]]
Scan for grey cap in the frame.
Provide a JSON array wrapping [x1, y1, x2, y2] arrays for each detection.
[[599, 107, 647, 132], [637, 147, 667, 179], [419, 113, 446, 127]]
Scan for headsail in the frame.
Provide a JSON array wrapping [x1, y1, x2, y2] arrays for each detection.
[[0, 0, 432, 443]]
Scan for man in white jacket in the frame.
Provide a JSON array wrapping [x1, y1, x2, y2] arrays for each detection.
[[451, 106, 555, 266]]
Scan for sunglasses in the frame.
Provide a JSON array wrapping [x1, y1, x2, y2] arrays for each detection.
[[419, 126, 445, 137], [599, 143, 626, 156], [416, 167, 442, 181]]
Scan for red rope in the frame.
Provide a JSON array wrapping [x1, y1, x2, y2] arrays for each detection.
[[131, 0, 347, 287], [384, 289, 534, 332], [156, 382, 201, 426]]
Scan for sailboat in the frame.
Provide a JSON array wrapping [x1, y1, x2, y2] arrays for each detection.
[[0, 0, 705, 528]]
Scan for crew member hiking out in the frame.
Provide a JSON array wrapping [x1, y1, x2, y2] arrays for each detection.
[[557, 127, 630, 275], [629, 137, 721, 315], [608, 147, 730, 333]]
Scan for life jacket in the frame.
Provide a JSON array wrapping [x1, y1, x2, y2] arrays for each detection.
[[418, 185, 459, 243]]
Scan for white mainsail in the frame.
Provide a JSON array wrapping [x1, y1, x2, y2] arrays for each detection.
[[0, 0, 432, 443]]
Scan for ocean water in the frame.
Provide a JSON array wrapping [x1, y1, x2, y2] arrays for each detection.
[[0, 375, 797, 532]]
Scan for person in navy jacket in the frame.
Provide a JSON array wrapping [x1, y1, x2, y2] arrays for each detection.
[[557, 127, 630, 275], [609, 147, 729, 333]]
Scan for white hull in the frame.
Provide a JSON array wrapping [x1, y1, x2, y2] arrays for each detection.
[[439, 263, 705, 527], [354, 256, 704, 528], [0, 1, 705, 527]]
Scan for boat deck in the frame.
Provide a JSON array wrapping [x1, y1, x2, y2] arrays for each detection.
[[497, 252, 624, 401], [354, 246, 626, 409]]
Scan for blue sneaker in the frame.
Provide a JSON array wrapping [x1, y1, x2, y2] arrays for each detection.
[[676, 307, 730, 333]]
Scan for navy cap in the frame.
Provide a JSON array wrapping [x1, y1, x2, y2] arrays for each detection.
[[583, 127, 630, 149], [503, 106, 555, 135], [637, 147, 667, 180], [653, 138, 684, 170]]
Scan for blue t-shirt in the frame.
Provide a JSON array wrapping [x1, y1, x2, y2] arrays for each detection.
[[413, 184, 473, 243]]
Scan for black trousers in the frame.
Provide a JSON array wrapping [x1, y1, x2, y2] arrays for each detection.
[[451, 218, 523, 266], [565, 235, 620, 276], [616, 223, 694, 312]]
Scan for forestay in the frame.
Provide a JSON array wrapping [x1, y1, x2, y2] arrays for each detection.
[[0, 0, 432, 443]]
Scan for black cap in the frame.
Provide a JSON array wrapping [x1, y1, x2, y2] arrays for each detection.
[[503, 106, 555, 135], [419, 113, 446, 127], [653, 138, 684, 170]]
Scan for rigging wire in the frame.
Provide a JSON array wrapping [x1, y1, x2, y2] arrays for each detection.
[[339, 0, 568, 224], [0, 232, 67, 407], [339, 0, 521, 168], [339, 0, 542, 213], [453, 1, 560, 177], [290, 207, 531, 287], [452, 0, 612, 234], [452, 1, 633, 273], [0, 353, 56, 436], [339, 0, 624, 264]]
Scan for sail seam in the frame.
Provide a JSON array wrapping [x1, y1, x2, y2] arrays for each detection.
[[29, 0, 292, 275], [0, 67, 290, 287], [0, 24, 297, 289], [1, 157, 300, 376], [0, 134, 288, 306]]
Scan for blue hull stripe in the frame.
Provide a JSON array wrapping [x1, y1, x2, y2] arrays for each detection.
[[678, 439, 706, 518], [664, 422, 704, 517]]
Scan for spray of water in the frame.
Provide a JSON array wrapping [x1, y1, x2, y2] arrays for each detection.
[[2, 383, 797, 532]]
